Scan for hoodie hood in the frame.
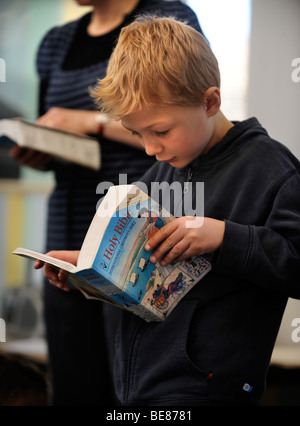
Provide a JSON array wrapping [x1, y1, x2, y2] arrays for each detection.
[[189, 117, 269, 171]]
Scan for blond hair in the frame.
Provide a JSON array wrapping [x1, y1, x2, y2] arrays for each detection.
[[91, 15, 220, 119]]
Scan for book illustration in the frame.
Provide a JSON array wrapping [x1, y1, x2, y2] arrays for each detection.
[[129, 272, 139, 287], [138, 257, 150, 272]]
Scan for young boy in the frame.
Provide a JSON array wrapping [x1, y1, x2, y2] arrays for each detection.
[[38, 16, 300, 405]]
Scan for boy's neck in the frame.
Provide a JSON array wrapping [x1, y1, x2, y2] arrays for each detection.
[[88, 0, 140, 36], [205, 111, 234, 154]]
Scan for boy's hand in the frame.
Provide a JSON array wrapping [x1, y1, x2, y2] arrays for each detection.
[[34, 250, 80, 292], [145, 217, 225, 266]]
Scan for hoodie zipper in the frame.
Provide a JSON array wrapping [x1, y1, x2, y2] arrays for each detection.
[[184, 168, 193, 194]]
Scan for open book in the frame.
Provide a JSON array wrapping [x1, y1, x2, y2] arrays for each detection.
[[0, 118, 101, 170], [13, 185, 211, 322]]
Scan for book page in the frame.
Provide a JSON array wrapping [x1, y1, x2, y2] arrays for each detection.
[[0, 119, 22, 143]]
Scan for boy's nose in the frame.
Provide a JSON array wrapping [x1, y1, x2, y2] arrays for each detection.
[[144, 138, 163, 157]]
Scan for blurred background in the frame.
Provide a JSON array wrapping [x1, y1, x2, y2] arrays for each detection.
[[0, 0, 299, 405]]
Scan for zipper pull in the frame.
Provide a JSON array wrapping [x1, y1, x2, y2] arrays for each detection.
[[187, 168, 193, 182]]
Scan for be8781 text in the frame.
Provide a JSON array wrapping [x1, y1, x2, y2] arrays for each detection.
[[150, 411, 191, 421]]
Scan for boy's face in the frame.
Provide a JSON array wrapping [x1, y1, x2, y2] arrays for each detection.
[[121, 103, 217, 168]]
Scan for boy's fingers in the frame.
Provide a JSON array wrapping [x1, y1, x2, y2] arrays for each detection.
[[144, 221, 175, 251], [147, 228, 185, 265], [34, 260, 44, 269], [150, 235, 175, 263], [58, 269, 70, 283], [49, 278, 70, 292], [161, 241, 190, 266], [153, 239, 190, 266], [32, 251, 74, 293], [47, 268, 70, 291], [44, 264, 59, 281]]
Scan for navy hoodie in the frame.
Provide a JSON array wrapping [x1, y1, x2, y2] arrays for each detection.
[[113, 117, 300, 406]]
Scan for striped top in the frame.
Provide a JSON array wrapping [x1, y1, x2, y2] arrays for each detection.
[[36, 0, 202, 251]]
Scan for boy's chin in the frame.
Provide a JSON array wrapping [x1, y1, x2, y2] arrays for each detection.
[[169, 158, 190, 168], [158, 157, 186, 168]]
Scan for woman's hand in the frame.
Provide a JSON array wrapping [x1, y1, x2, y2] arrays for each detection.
[[145, 216, 225, 266], [9, 145, 53, 169], [36, 106, 143, 147], [35, 107, 100, 135], [34, 250, 80, 292], [9, 108, 101, 168]]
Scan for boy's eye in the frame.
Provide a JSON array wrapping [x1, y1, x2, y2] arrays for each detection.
[[131, 130, 141, 137], [155, 130, 169, 136]]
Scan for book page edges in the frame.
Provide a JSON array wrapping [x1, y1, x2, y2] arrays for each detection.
[[12, 247, 77, 274], [0, 119, 100, 170]]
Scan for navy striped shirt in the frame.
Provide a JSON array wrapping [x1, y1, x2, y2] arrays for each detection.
[[37, 0, 202, 251]]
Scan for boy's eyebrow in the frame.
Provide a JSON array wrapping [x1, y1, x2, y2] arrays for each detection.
[[122, 123, 135, 132], [122, 119, 172, 133]]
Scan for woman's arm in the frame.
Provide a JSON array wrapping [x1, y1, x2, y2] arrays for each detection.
[[36, 107, 143, 149]]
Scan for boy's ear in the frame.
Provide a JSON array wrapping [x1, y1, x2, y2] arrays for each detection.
[[203, 87, 221, 117]]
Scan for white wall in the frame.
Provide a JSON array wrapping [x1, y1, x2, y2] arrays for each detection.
[[187, 0, 251, 120], [248, 0, 300, 361], [248, 0, 300, 159]]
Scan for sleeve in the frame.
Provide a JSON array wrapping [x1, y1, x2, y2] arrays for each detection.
[[214, 171, 300, 299]]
